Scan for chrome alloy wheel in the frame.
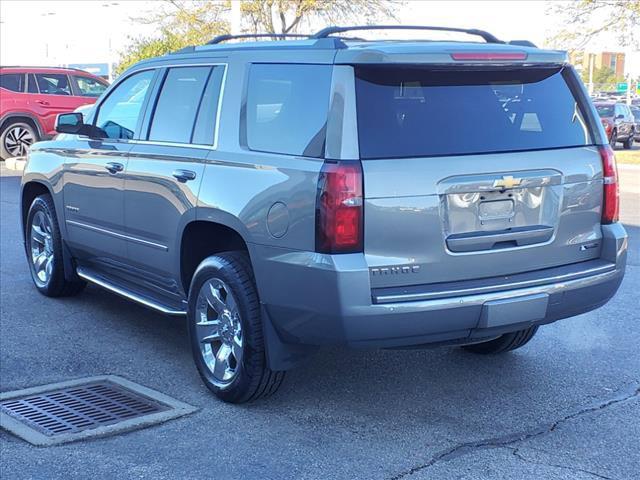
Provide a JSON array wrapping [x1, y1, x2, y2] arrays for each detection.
[[4, 125, 35, 157], [30, 210, 54, 284], [195, 278, 244, 387]]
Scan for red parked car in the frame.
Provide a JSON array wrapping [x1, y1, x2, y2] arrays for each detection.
[[0, 66, 109, 159]]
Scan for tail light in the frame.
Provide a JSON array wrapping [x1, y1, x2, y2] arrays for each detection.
[[450, 52, 527, 61], [601, 119, 612, 136], [599, 145, 619, 224], [315, 160, 363, 253]]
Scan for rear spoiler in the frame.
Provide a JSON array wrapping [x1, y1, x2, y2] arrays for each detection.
[[335, 47, 567, 65]]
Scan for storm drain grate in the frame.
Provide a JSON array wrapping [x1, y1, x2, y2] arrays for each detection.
[[0, 376, 197, 446]]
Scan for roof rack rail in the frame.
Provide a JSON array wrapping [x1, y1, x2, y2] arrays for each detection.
[[0, 65, 93, 73], [311, 25, 503, 44], [207, 33, 310, 45]]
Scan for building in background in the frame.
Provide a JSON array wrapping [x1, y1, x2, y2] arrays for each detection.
[[570, 51, 626, 78]]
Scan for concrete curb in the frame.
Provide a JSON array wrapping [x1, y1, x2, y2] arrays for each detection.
[[4, 156, 26, 172]]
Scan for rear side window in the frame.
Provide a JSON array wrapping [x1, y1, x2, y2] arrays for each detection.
[[0, 73, 25, 92], [355, 66, 593, 159], [191, 66, 226, 145], [148, 66, 211, 144], [36, 73, 71, 95], [244, 64, 332, 157], [27, 74, 38, 93]]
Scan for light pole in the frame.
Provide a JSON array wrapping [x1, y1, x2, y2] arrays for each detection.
[[231, 1, 241, 35]]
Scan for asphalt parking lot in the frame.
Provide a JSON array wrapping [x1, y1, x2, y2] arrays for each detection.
[[1, 163, 638, 480]]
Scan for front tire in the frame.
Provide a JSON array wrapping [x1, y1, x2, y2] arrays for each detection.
[[462, 326, 538, 354], [1, 121, 38, 160], [187, 251, 285, 403], [609, 129, 617, 147], [622, 130, 634, 149], [26, 194, 86, 297]]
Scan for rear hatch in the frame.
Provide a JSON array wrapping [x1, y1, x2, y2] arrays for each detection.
[[354, 64, 604, 290]]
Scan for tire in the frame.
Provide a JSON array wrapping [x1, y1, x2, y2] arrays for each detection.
[[25, 194, 86, 297], [1, 121, 38, 160], [622, 130, 634, 149], [187, 251, 285, 403], [462, 326, 538, 354], [609, 129, 617, 147]]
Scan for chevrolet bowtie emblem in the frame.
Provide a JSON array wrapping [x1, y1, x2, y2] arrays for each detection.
[[493, 175, 522, 189]]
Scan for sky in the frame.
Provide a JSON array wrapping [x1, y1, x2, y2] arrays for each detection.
[[0, 0, 638, 76]]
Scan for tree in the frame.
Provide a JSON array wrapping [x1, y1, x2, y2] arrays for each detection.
[[581, 66, 621, 91], [546, 0, 640, 50], [116, 1, 229, 75], [116, 0, 399, 74], [240, 0, 398, 34]]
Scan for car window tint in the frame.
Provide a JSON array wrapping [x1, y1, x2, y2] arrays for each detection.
[[74, 76, 108, 97], [355, 66, 593, 159], [191, 66, 225, 145], [95, 70, 154, 140], [36, 73, 71, 95], [0, 73, 25, 92], [245, 64, 332, 157], [27, 74, 38, 93], [148, 66, 211, 143]]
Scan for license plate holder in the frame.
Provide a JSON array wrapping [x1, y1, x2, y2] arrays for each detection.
[[478, 199, 514, 220], [479, 293, 549, 328]]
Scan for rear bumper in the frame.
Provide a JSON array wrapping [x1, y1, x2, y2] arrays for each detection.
[[251, 223, 627, 349]]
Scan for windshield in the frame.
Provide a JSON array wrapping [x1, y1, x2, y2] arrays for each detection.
[[355, 66, 593, 159], [595, 105, 615, 117]]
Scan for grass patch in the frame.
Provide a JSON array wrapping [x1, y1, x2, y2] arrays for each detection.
[[615, 148, 640, 165]]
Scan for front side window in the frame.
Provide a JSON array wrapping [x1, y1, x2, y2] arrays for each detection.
[[244, 63, 332, 157], [148, 66, 211, 144], [36, 74, 71, 95], [0, 73, 25, 92], [95, 70, 154, 140], [73, 75, 108, 97], [355, 66, 593, 159]]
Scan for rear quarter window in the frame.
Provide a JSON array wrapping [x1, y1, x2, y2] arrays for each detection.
[[355, 66, 594, 159], [244, 63, 332, 158], [0, 73, 25, 92]]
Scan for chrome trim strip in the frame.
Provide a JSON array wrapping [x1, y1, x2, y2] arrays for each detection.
[[66, 220, 168, 251], [373, 263, 617, 304], [77, 268, 186, 316]]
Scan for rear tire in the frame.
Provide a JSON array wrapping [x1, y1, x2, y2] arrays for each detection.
[[1, 121, 38, 160], [187, 251, 285, 403], [26, 194, 86, 297], [462, 326, 538, 354]]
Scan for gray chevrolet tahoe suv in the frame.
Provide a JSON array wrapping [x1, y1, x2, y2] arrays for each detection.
[[20, 26, 627, 403]]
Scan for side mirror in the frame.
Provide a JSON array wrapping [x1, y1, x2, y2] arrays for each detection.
[[55, 113, 84, 134], [55, 112, 105, 137]]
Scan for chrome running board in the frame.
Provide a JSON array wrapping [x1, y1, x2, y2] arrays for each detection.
[[77, 267, 187, 316]]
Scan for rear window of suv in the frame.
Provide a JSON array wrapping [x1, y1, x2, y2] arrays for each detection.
[[355, 66, 593, 159]]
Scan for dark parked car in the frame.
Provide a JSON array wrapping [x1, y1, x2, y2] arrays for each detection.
[[0, 66, 108, 159], [629, 105, 640, 141], [595, 102, 635, 149]]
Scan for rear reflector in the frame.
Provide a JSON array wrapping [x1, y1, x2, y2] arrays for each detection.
[[315, 160, 363, 253], [599, 144, 619, 224], [450, 52, 528, 61]]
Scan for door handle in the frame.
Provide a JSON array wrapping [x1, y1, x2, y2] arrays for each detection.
[[35, 100, 50, 106], [172, 169, 197, 182], [105, 162, 124, 174]]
